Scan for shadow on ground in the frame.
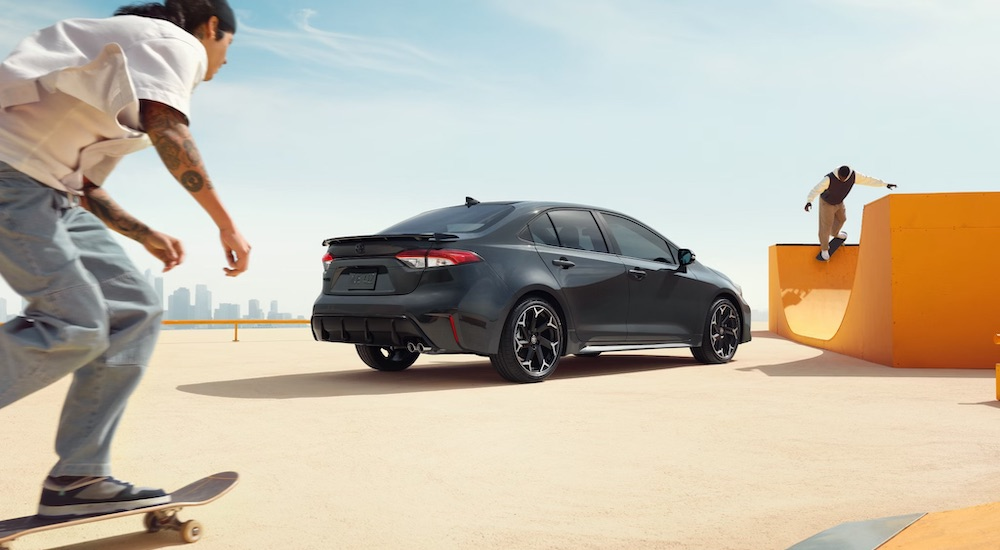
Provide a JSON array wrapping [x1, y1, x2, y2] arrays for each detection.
[[176, 354, 700, 399], [44, 531, 185, 550], [742, 348, 996, 379], [749, 329, 785, 340], [177, 330, 996, 400]]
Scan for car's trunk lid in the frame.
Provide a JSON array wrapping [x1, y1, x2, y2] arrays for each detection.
[[321, 233, 458, 295]]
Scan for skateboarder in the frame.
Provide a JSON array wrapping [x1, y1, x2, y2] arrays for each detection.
[[804, 165, 897, 260], [0, 0, 250, 516]]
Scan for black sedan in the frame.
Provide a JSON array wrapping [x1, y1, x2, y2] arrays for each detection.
[[311, 198, 751, 383]]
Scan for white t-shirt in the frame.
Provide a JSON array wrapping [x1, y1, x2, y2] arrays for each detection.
[[0, 16, 207, 193]]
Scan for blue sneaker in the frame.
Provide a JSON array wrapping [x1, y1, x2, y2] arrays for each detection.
[[38, 476, 170, 517]]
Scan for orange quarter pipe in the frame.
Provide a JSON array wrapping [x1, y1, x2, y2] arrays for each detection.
[[769, 192, 1000, 369]]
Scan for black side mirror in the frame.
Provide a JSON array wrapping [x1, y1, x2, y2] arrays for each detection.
[[678, 248, 696, 266]]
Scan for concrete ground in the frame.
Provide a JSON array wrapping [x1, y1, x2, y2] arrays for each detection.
[[1, 325, 998, 549]]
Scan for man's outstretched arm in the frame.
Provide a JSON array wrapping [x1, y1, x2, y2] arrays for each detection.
[[855, 172, 897, 190], [140, 99, 251, 276], [81, 181, 184, 272]]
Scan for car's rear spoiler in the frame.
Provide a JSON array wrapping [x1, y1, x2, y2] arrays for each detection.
[[322, 233, 460, 247]]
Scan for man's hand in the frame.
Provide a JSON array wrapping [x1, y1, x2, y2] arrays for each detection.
[[220, 228, 251, 277], [887, 183, 897, 190], [141, 230, 184, 272], [804, 202, 812, 212]]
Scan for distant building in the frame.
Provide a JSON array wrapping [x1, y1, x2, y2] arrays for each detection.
[[215, 303, 240, 320], [167, 287, 192, 320], [195, 284, 212, 320], [265, 300, 295, 320], [248, 299, 263, 320]]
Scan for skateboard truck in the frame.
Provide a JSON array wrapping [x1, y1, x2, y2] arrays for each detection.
[[144, 508, 204, 543]]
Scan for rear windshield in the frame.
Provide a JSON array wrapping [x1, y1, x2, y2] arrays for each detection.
[[380, 204, 514, 234]]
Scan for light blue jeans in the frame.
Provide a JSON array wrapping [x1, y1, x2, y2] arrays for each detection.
[[0, 161, 162, 477]]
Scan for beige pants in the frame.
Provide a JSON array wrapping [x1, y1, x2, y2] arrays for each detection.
[[818, 199, 846, 252]]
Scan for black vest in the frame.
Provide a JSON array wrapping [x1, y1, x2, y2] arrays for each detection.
[[820, 171, 855, 205]]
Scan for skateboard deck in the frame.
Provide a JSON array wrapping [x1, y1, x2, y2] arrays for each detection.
[[0, 471, 238, 547], [817, 237, 845, 260]]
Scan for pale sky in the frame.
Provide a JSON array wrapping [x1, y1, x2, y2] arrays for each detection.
[[1, 0, 998, 319]]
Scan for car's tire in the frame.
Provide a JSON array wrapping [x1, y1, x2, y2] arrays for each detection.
[[691, 298, 741, 364], [490, 297, 563, 383], [355, 345, 419, 371]]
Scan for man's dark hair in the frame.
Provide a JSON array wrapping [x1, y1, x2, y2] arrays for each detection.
[[115, 0, 236, 38], [837, 165, 852, 180]]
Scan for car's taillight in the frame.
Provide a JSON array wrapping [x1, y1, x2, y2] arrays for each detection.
[[396, 249, 483, 269], [322, 252, 334, 271]]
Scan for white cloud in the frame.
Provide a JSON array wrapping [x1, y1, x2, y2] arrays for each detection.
[[0, 1, 92, 52], [238, 9, 445, 79], [490, 0, 1000, 99], [818, 0, 1000, 21], [491, 0, 687, 60]]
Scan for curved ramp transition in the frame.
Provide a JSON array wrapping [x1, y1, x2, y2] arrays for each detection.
[[769, 192, 1000, 369]]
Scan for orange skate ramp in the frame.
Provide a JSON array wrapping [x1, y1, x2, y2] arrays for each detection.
[[769, 192, 1000, 369]]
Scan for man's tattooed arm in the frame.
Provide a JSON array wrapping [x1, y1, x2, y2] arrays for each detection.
[[140, 100, 212, 193], [139, 99, 239, 236], [138, 99, 251, 277], [81, 182, 152, 243]]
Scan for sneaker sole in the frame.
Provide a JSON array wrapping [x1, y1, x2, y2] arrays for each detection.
[[38, 495, 171, 517]]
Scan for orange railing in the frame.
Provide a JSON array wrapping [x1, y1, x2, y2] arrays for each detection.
[[161, 319, 310, 342], [0, 318, 310, 342]]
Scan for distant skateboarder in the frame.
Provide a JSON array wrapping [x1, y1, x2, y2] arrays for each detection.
[[804, 165, 897, 260]]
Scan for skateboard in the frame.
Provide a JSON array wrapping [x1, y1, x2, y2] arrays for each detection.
[[816, 237, 845, 260], [0, 471, 238, 548]]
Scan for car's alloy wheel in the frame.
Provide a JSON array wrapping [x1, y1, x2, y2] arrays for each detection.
[[356, 345, 419, 371], [490, 298, 562, 383], [691, 298, 740, 364]]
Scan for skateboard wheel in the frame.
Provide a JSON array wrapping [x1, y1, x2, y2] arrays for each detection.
[[143, 512, 161, 533], [180, 520, 202, 543]]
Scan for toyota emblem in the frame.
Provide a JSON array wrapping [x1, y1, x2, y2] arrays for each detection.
[[355, 243, 366, 254]]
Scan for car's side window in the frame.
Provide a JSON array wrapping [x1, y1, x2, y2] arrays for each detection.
[[603, 214, 675, 263], [547, 210, 609, 253], [527, 215, 560, 247]]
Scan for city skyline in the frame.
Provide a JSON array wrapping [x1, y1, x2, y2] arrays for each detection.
[[0, 271, 304, 323], [151, 270, 304, 322]]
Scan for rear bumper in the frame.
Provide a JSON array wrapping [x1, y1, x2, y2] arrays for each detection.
[[311, 311, 463, 352], [311, 269, 508, 355]]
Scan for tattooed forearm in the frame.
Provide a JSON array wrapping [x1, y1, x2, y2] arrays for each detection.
[[181, 171, 205, 192], [156, 138, 182, 171], [140, 99, 213, 194], [81, 184, 152, 243]]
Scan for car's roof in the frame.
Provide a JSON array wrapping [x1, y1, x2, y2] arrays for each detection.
[[461, 200, 624, 216]]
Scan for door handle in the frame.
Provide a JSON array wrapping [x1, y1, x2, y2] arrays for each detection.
[[628, 268, 647, 280], [552, 258, 576, 269]]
